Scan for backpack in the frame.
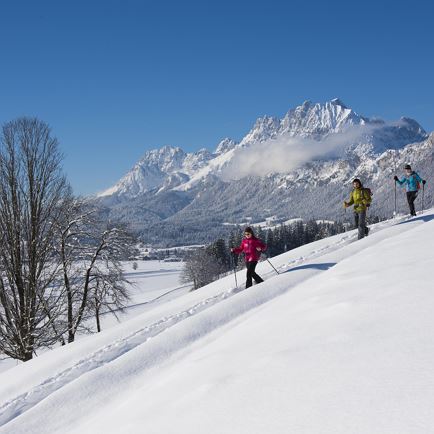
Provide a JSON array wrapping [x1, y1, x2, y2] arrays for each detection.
[[362, 187, 373, 207], [411, 172, 421, 190]]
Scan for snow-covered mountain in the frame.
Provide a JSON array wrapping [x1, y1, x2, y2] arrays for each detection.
[[100, 145, 214, 198], [238, 98, 366, 145], [96, 99, 431, 245], [2, 211, 434, 433]]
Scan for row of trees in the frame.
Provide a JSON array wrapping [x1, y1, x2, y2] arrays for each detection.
[[0, 118, 134, 362], [182, 217, 383, 290]]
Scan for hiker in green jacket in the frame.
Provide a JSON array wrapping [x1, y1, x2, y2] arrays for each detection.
[[343, 178, 372, 240]]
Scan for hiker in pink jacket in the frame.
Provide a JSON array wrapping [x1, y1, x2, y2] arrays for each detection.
[[231, 227, 267, 288]]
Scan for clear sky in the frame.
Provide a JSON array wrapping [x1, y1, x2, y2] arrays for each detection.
[[1, 0, 433, 195]]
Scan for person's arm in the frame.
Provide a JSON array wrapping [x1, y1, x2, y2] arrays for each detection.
[[363, 189, 372, 206], [256, 239, 267, 252], [231, 240, 244, 255], [344, 191, 354, 207], [394, 176, 406, 186]]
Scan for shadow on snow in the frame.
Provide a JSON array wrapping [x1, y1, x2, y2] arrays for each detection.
[[398, 214, 434, 225], [283, 262, 337, 273]]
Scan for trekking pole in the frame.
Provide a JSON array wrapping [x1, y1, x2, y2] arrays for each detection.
[[422, 182, 425, 215], [343, 206, 347, 229], [365, 207, 370, 236], [393, 149, 397, 218], [265, 256, 280, 275], [231, 253, 238, 288]]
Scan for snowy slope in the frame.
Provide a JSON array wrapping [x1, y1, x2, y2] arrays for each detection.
[[1, 211, 434, 433]]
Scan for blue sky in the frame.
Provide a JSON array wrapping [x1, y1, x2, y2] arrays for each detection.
[[1, 0, 433, 195]]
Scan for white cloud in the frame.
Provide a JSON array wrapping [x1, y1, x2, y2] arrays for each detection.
[[219, 124, 379, 180]]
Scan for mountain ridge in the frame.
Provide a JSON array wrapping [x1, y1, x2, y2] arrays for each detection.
[[95, 99, 431, 245]]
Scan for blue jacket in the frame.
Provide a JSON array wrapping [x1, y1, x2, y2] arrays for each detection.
[[396, 171, 423, 192]]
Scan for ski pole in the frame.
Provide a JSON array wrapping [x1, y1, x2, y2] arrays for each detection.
[[365, 207, 370, 236], [265, 256, 279, 275], [422, 182, 425, 215], [393, 150, 397, 218], [231, 253, 238, 288]]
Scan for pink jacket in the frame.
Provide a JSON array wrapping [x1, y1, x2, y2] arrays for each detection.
[[233, 237, 267, 262]]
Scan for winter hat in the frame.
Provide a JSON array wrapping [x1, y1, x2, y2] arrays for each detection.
[[244, 227, 255, 236], [404, 164, 412, 170]]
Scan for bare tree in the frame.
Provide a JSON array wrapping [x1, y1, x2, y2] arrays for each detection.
[[79, 223, 132, 336], [54, 196, 133, 342], [0, 118, 69, 361], [181, 248, 224, 290], [91, 269, 130, 333]]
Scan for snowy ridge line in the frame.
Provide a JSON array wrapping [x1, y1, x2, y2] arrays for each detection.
[[0, 214, 412, 428]]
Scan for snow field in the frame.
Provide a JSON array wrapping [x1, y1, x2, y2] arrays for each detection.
[[0, 211, 433, 433]]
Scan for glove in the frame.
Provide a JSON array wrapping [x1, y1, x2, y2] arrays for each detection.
[[393, 175, 399, 181], [422, 180, 426, 185], [343, 201, 349, 208]]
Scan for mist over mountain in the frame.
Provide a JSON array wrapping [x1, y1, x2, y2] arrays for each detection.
[[95, 99, 432, 246]]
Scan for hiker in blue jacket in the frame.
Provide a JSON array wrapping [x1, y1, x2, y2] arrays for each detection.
[[394, 164, 426, 216]]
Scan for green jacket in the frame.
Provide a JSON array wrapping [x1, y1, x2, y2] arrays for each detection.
[[346, 188, 372, 213]]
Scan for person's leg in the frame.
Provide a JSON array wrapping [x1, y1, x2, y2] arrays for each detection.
[[249, 261, 264, 284], [357, 210, 366, 239], [407, 191, 418, 215], [406, 192, 413, 215], [245, 262, 254, 288], [411, 192, 418, 215], [354, 212, 359, 230], [364, 210, 369, 236]]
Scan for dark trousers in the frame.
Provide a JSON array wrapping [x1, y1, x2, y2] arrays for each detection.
[[406, 191, 418, 216], [246, 261, 263, 288], [354, 210, 367, 240]]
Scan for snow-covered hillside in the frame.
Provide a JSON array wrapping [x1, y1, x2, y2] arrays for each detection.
[[1, 210, 434, 434]]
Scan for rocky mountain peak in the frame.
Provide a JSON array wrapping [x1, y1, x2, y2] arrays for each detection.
[[98, 99, 428, 200], [215, 138, 238, 154]]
